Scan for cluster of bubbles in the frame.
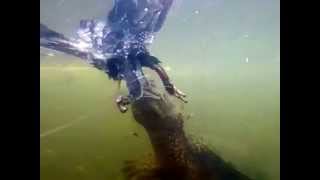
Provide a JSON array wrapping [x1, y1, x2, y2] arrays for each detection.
[[74, 19, 155, 63]]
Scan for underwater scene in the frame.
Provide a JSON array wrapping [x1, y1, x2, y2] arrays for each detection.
[[40, 0, 279, 180]]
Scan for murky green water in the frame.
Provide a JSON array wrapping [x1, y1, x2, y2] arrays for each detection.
[[40, 0, 279, 180]]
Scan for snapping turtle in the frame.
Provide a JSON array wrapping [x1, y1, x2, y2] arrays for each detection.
[[123, 79, 252, 180]]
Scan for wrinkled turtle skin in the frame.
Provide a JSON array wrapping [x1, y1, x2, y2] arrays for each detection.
[[124, 80, 253, 180]]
